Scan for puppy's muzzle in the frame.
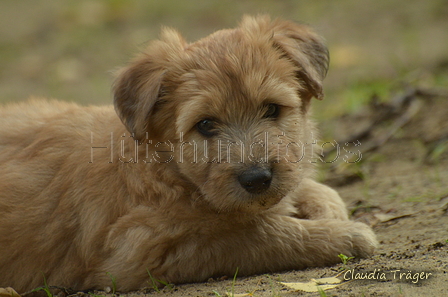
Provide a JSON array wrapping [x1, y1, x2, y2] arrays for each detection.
[[238, 167, 272, 194]]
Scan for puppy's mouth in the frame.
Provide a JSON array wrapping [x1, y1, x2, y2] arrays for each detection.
[[199, 179, 285, 214], [231, 165, 289, 212], [195, 162, 298, 213], [234, 187, 285, 213]]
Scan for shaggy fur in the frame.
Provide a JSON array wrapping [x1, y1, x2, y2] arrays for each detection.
[[0, 15, 377, 292]]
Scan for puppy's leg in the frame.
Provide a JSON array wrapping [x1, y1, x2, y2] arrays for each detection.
[[95, 212, 377, 290], [154, 215, 377, 285], [289, 178, 349, 220]]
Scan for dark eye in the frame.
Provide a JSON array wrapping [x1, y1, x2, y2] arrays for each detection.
[[196, 119, 218, 137], [264, 103, 280, 119]]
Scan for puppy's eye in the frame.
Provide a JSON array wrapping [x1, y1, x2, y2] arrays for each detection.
[[196, 119, 218, 137], [264, 103, 280, 119]]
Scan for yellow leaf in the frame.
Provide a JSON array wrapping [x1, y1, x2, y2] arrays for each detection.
[[281, 275, 345, 293], [312, 276, 343, 285], [0, 287, 21, 297]]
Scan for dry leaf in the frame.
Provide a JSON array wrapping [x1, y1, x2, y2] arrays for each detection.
[[0, 287, 21, 297], [281, 275, 345, 292], [312, 276, 343, 284], [374, 213, 415, 223]]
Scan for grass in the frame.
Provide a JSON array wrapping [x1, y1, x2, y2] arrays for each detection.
[[332, 79, 394, 115], [231, 267, 239, 297], [338, 254, 354, 271], [317, 286, 328, 297], [212, 267, 239, 297], [266, 275, 281, 297], [147, 269, 173, 292], [427, 142, 448, 164], [398, 285, 404, 296], [106, 272, 117, 294], [32, 274, 53, 297]]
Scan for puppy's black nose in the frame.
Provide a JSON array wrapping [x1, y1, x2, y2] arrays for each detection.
[[238, 167, 272, 194]]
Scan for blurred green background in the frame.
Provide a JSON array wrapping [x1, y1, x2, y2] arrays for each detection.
[[1, 0, 447, 120]]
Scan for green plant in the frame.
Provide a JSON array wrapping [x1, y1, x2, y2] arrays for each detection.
[[212, 268, 239, 297], [106, 272, 116, 294], [428, 142, 448, 164], [338, 253, 355, 270], [147, 269, 173, 292], [317, 286, 328, 297], [230, 267, 239, 297], [32, 274, 53, 297], [266, 275, 281, 297]]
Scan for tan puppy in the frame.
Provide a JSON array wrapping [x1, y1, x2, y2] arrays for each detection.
[[0, 15, 377, 292]]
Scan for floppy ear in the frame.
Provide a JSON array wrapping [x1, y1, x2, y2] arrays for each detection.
[[242, 15, 329, 102], [113, 59, 165, 142], [113, 28, 187, 142], [271, 19, 329, 102]]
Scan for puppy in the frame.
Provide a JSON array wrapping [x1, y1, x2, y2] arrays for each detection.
[[0, 15, 377, 292]]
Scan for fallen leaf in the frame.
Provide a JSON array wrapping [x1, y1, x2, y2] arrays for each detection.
[[312, 276, 343, 285], [374, 213, 415, 223], [281, 275, 345, 293], [0, 287, 21, 297]]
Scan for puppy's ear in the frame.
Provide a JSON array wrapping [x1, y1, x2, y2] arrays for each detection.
[[273, 20, 329, 101], [242, 15, 329, 102], [113, 28, 186, 141], [113, 59, 165, 142]]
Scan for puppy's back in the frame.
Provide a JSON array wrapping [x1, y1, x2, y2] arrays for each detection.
[[0, 99, 120, 291]]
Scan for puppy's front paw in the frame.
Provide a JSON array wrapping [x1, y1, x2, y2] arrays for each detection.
[[300, 219, 377, 265], [290, 179, 349, 220]]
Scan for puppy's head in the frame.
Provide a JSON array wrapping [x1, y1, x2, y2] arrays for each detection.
[[114, 15, 329, 213]]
